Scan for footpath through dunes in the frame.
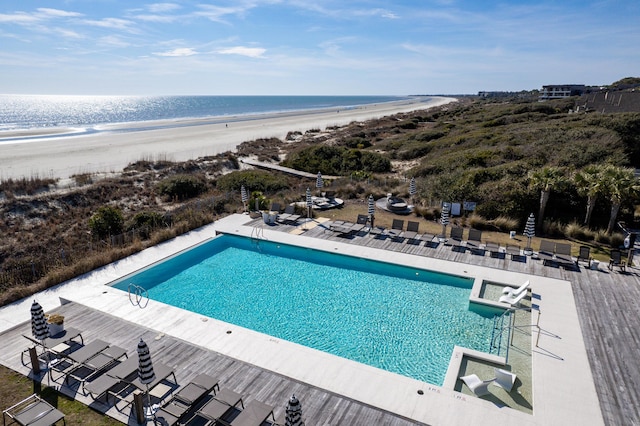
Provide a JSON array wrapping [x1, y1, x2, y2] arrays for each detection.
[[0, 97, 456, 181]]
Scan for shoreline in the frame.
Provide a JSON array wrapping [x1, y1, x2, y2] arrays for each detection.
[[0, 96, 456, 180]]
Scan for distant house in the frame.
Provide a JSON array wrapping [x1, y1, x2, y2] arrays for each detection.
[[539, 84, 586, 100]]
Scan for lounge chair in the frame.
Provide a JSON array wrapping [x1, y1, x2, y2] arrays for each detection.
[[555, 242, 574, 267], [276, 205, 301, 224], [506, 244, 521, 259], [2, 394, 65, 426], [537, 240, 555, 264], [421, 232, 436, 246], [494, 368, 517, 392], [269, 202, 281, 213], [48, 339, 116, 382], [485, 241, 501, 257], [466, 229, 483, 253], [460, 374, 494, 397], [109, 361, 177, 409], [154, 373, 219, 426], [502, 280, 530, 297], [499, 288, 528, 306], [21, 327, 84, 367], [577, 246, 591, 266], [369, 225, 386, 238], [193, 388, 244, 424], [230, 400, 276, 426], [608, 249, 626, 272], [83, 356, 139, 402], [449, 227, 464, 248], [402, 221, 420, 243], [387, 219, 405, 240]]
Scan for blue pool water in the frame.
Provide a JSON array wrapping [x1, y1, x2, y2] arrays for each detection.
[[112, 235, 500, 385]]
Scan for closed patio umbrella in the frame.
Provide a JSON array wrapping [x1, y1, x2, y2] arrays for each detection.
[[241, 185, 248, 212], [368, 195, 375, 228], [137, 338, 156, 418], [440, 202, 450, 239], [31, 300, 49, 342], [523, 213, 536, 254], [316, 172, 323, 194], [306, 188, 312, 219], [285, 394, 303, 426]]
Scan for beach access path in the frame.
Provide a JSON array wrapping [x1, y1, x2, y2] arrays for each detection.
[[0, 97, 456, 181]]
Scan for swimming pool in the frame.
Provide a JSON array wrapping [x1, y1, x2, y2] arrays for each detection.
[[112, 234, 500, 385]]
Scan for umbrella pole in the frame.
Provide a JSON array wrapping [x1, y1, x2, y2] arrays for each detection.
[[146, 384, 153, 419]]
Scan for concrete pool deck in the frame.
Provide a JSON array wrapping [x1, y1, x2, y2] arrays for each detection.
[[0, 214, 604, 425]]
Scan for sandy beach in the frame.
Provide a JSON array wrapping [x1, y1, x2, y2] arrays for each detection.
[[0, 96, 456, 181]]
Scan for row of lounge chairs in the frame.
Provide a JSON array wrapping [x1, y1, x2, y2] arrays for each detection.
[[154, 373, 276, 426], [460, 368, 517, 397]]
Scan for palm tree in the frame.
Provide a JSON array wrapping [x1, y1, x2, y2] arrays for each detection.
[[601, 165, 640, 234], [528, 166, 565, 233], [573, 164, 605, 227]]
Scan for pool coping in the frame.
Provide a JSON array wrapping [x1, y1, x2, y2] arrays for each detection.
[[0, 214, 604, 425]]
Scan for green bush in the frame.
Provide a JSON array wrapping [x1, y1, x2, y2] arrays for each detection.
[[565, 222, 594, 242], [157, 174, 207, 200], [89, 206, 124, 239], [282, 145, 390, 175], [215, 170, 289, 193]]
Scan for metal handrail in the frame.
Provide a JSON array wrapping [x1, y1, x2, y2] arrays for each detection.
[[128, 283, 149, 308]]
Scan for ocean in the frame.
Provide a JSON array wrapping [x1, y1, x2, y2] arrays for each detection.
[[0, 94, 408, 134]]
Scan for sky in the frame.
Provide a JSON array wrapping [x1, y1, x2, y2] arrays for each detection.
[[0, 1, 638, 96]]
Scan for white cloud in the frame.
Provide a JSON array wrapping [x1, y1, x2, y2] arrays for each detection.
[[54, 28, 83, 39], [0, 12, 41, 24], [36, 8, 83, 18], [99, 35, 131, 48], [148, 3, 182, 13], [154, 47, 198, 57], [217, 46, 266, 58], [82, 18, 135, 31]]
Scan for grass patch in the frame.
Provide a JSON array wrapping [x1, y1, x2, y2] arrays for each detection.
[[0, 365, 121, 425]]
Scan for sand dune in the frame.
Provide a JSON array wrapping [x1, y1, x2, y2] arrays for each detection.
[[0, 97, 456, 180]]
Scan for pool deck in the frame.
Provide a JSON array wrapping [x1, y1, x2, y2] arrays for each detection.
[[1, 213, 638, 425]]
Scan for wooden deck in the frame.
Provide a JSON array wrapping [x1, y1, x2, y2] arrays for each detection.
[[2, 217, 639, 425], [1, 301, 424, 426], [289, 220, 640, 426]]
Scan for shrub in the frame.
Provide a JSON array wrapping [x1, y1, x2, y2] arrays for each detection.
[[157, 174, 207, 200], [542, 220, 565, 238], [467, 214, 490, 230], [89, 206, 124, 239], [490, 216, 519, 232], [565, 222, 594, 242], [215, 170, 289, 194]]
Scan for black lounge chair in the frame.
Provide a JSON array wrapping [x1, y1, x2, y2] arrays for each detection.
[[369, 225, 386, 237], [449, 227, 464, 248], [403, 221, 420, 243], [506, 244, 521, 259], [193, 388, 244, 424], [2, 394, 65, 426], [387, 219, 405, 240], [608, 249, 626, 272], [154, 373, 220, 426], [466, 229, 483, 253], [421, 232, 436, 246], [230, 400, 276, 426], [577, 246, 591, 266], [555, 243, 574, 267], [537, 240, 555, 264], [48, 339, 117, 382], [485, 241, 501, 256]]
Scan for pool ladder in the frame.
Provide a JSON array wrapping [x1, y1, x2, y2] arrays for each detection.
[[250, 223, 267, 252], [128, 283, 149, 308], [489, 309, 513, 360]]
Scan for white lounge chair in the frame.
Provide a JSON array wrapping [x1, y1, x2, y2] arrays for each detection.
[[499, 288, 528, 306], [494, 368, 517, 392], [502, 280, 530, 297], [460, 374, 495, 397]]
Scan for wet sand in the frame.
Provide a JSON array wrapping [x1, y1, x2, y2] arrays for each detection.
[[0, 97, 456, 180]]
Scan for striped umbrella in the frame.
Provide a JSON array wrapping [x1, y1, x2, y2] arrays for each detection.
[[440, 202, 450, 237], [285, 394, 303, 426], [368, 195, 375, 228], [31, 300, 49, 341], [316, 172, 323, 190], [409, 177, 417, 197], [523, 213, 536, 252], [137, 338, 156, 417], [306, 188, 312, 218], [241, 185, 248, 211]]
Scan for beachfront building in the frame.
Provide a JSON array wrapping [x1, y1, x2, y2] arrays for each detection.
[[539, 84, 586, 100]]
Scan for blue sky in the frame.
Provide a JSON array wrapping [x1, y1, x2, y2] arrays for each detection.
[[0, 1, 638, 95]]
